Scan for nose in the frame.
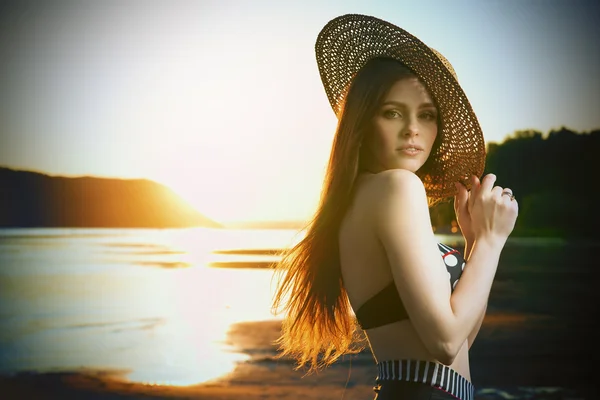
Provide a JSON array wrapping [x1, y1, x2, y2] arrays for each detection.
[[402, 118, 419, 137]]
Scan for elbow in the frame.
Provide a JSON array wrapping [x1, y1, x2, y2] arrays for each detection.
[[419, 325, 462, 365], [432, 341, 460, 366]]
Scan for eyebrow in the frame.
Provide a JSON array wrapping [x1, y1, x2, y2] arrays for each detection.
[[381, 100, 437, 109]]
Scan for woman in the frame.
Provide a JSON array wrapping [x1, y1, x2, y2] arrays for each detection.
[[272, 14, 518, 400]]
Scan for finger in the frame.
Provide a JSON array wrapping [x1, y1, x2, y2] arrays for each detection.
[[492, 185, 504, 199], [470, 174, 481, 192], [502, 194, 514, 207], [505, 194, 519, 216], [454, 181, 469, 213], [480, 173, 497, 194], [458, 181, 469, 205], [499, 187, 514, 204], [467, 175, 480, 211]]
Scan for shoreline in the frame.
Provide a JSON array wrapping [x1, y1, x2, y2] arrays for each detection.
[[1, 318, 597, 399], [0, 371, 375, 400]]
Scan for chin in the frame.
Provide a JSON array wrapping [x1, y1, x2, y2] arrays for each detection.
[[392, 161, 424, 173]]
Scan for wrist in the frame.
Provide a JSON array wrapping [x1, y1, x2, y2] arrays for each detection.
[[473, 234, 506, 253]]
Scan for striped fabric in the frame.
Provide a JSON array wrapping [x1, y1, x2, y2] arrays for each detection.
[[376, 360, 474, 400]]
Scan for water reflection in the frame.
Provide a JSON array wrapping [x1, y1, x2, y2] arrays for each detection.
[[0, 228, 300, 385]]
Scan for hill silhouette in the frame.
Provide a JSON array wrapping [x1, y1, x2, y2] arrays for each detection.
[[0, 167, 222, 228]]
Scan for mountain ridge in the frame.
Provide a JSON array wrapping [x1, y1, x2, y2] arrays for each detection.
[[0, 166, 222, 228]]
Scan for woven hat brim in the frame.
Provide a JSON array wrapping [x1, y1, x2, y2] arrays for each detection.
[[315, 14, 486, 198]]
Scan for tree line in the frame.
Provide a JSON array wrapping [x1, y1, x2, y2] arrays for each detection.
[[430, 127, 599, 238]]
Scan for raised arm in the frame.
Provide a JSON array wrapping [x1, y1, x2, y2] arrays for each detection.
[[372, 169, 517, 365], [455, 177, 488, 349]]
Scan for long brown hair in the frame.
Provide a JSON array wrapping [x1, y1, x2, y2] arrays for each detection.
[[272, 58, 438, 373]]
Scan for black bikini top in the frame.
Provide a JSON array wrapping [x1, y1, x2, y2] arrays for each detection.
[[355, 243, 465, 330]]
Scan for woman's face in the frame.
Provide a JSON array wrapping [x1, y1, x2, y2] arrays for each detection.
[[361, 77, 438, 173]]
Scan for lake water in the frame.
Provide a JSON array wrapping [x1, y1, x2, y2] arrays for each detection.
[[0, 227, 307, 385], [0, 228, 596, 398]]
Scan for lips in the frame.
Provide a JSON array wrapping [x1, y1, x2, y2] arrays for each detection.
[[397, 144, 423, 151]]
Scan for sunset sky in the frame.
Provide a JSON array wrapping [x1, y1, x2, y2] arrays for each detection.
[[1, 0, 599, 224]]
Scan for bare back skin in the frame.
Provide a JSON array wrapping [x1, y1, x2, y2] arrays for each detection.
[[339, 173, 472, 380]]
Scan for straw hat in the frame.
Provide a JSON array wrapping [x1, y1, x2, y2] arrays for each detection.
[[315, 14, 486, 198]]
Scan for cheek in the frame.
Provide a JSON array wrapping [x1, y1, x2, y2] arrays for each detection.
[[377, 134, 396, 151], [373, 124, 397, 149]]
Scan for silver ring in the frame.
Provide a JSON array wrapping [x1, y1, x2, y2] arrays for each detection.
[[502, 191, 515, 201]]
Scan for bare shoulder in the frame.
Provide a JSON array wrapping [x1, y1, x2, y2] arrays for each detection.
[[365, 169, 428, 212], [368, 169, 426, 197]]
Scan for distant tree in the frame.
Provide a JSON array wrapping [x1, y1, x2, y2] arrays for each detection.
[[430, 128, 598, 237], [516, 191, 593, 237], [484, 127, 599, 237]]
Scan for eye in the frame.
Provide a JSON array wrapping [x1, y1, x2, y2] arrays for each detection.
[[383, 109, 401, 119], [420, 111, 438, 121]]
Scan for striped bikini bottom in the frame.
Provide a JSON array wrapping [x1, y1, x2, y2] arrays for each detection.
[[374, 359, 475, 400]]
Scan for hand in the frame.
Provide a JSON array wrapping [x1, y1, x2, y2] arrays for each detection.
[[454, 178, 475, 243], [467, 173, 519, 244]]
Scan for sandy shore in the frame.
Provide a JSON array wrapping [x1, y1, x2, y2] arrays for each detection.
[[0, 320, 374, 399], [1, 317, 597, 399], [0, 371, 375, 400]]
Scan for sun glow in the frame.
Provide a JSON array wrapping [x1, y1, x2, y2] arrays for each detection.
[[134, 35, 336, 224], [117, 228, 299, 385]]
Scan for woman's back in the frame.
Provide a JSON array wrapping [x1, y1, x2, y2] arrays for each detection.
[[339, 173, 471, 380]]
